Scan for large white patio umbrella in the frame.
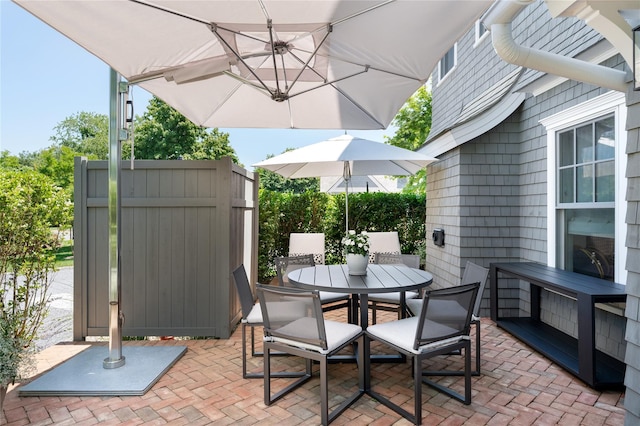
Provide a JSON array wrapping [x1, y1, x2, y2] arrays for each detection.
[[253, 134, 438, 233], [11, 0, 489, 371], [13, 0, 492, 130]]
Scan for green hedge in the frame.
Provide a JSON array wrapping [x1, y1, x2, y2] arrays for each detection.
[[258, 189, 426, 282]]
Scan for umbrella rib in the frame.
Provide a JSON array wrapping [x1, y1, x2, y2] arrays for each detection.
[[284, 27, 332, 96], [129, 0, 210, 25], [209, 25, 275, 97], [332, 85, 386, 129], [330, 0, 396, 27], [288, 67, 368, 99]]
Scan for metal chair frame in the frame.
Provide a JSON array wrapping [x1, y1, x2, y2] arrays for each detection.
[[231, 264, 306, 379], [369, 253, 421, 323], [257, 284, 364, 425], [365, 283, 480, 424]]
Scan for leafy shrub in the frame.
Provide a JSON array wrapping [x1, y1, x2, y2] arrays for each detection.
[[0, 170, 72, 386], [258, 190, 426, 282]]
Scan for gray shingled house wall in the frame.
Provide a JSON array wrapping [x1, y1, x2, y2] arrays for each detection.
[[624, 87, 640, 425], [424, 2, 628, 372]]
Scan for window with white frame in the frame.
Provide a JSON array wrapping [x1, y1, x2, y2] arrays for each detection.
[[541, 91, 627, 283], [437, 44, 456, 84], [474, 20, 488, 46]]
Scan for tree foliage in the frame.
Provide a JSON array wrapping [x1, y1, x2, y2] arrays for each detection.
[[32, 145, 88, 192], [133, 97, 238, 162], [385, 85, 432, 194], [256, 150, 319, 193], [49, 111, 109, 159], [0, 170, 73, 386]]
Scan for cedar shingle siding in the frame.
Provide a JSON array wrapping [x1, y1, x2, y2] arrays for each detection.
[[424, 1, 638, 422]]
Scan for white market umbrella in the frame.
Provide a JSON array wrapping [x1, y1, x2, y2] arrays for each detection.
[[13, 0, 492, 130], [253, 134, 438, 233]]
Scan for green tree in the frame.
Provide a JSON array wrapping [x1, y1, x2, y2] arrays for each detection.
[[182, 128, 238, 162], [133, 97, 238, 162], [385, 85, 432, 194], [256, 150, 319, 193], [49, 111, 109, 159], [32, 145, 87, 193], [0, 151, 25, 171]]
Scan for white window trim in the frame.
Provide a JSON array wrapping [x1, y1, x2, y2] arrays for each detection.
[[474, 20, 489, 47], [436, 43, 457, 86], [540, 91, 627, 283]]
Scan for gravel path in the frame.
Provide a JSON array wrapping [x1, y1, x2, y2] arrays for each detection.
[[36, 267, 74, 351]]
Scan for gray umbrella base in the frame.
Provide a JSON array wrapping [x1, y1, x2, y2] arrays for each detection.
[[19, 345, 187, 396]]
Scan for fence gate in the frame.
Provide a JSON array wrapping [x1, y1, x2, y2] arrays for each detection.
[[73, 157, 258, 339]]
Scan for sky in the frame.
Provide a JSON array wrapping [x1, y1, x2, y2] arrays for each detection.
[[1, 1, 396, 170]]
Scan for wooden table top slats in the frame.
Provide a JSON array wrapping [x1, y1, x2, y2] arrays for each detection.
[[289, 264, 432, 294]]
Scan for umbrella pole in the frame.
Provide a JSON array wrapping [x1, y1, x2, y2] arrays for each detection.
[[343, 162, 351, 235], [104, 69, 126, 369]]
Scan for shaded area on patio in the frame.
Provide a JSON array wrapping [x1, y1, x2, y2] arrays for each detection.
[[2, 312, 625, 425]]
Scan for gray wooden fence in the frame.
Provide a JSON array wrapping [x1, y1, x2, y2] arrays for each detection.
[[73, 157, 258, 339]]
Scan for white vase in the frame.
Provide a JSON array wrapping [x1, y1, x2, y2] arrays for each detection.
[[346, 253, 369, 275]]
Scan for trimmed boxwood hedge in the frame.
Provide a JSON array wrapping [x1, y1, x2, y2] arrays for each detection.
[[258, 189, 426, 283]]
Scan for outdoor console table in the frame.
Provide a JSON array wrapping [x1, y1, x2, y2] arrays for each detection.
[[490, 262, 626, 389]]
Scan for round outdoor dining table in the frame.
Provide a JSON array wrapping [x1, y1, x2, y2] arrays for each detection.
[[287, 263, 434, 389], [287, 263, 433, 330]]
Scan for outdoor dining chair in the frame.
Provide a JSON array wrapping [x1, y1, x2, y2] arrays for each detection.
[[289, 232, 326, 264], [406, 261, 489, 375], [366, 231, 402, 263], [366, 282, 480, 424], [257, 284, 363, 426], [369, 252, 422, 323], [275, 254, 352, 316], [231, 264, 309, 379]]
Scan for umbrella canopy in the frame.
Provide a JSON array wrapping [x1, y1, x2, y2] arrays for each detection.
[[254, 134, 437, 177], [253, 134, 438, 232], [13, 0, 492, 130]]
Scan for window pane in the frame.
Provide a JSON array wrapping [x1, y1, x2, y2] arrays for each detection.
[[562, 208, 615, 281], [576, 124, 593, 164], [559, 168, 574, 203], [576, 164, 593, 202], [596, 116, 615, 160], [477, 22, 486, 38], [596, 160, 615, 202], [440, 46, 455, 76], [558, 130, 574, 166]]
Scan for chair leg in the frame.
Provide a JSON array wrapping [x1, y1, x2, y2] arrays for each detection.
[[474, 320, 481, 376], [464, 339, 472, 404], [263, 345, 271, 405], [264, 343, 313, 405], [413, 354, 422, 425], [320, 356, 328, 426], [421, 341, 472, 405], [243, 323, 307, 379], [242, 323, 251, 379]]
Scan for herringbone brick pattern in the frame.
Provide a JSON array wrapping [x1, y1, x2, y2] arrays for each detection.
[[1, 311, 625, 425]]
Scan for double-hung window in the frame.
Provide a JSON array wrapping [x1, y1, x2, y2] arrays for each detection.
[[437, 44, 457, 84], [541, 91, 626, 283]]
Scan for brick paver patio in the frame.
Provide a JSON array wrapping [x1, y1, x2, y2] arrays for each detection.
[[1, 312, 625, 425]]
